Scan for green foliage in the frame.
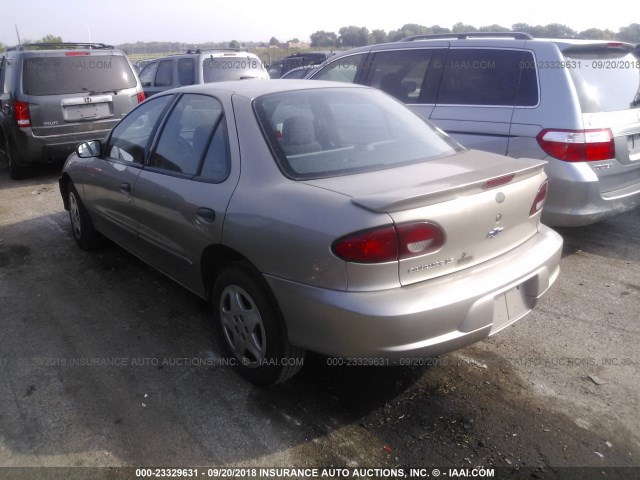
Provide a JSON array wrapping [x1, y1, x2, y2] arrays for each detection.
[[617, 23, 640, 43], [229, 40, 240, 49], [338, 26, 369, 47], [310, 31, 337, 48], [38, 34, 63, 43]]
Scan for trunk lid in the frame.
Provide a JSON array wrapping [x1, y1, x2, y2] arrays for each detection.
[[307, 150, 547, 285]]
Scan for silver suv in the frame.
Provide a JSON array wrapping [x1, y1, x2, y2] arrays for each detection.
[[309, 32, 640, 226], [138, 49, 269, 97], [0, 43, 145, 179]]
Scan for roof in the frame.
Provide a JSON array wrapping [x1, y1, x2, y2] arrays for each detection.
[[157, 79, 368, 99]]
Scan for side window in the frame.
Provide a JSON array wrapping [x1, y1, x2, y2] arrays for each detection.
[[199, 119, 230, 182], [364, 49, 446, 104], [438, 49, 525, 106], [154, 60, 173, 87], [139, 62, 158, 88], [107, 95, 173, 164], [177, 58, 195, 85], [515, 51, 539, 107], [311, 53, 365, 83], [149, 94, 224, 175]]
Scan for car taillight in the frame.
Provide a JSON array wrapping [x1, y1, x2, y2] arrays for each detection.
[[65, 51, 90, 56], [136, 91, 146, 103], [536, 128, 614, 162], [332, 222, 445, 264], [14, 100, 31, 128], [530, 180, 548, 216]]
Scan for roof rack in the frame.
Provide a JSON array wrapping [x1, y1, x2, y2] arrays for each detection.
[[401, 32, 534, 42], [181, 48, 246, 55], [8, 42, 114, 51]]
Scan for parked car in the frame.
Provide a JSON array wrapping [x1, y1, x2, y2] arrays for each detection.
[[0, 42, 145, 179], [308, 33, 640, 227], [267, 52, 329, 78], [138, 49, 269, 97], [59, 80, 563, 385], [280, 65, 319, 79]]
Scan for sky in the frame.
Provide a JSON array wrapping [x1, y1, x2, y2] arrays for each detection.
[[1, 0, 636, 46]]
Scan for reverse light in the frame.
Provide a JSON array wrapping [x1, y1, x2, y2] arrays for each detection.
[[14, 100, 31, 128], [536, 128, 614, 162], [530, 180, 548, 216], [332, 222, 445, 264]]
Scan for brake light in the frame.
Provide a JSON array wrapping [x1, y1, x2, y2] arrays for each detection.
[[536, 128, 614, 162], [484, 174, 515, 189], [66, 51, 90, 56], [332, 222, 445, 263], [136, 91, 146, 103], [14, 100, 31, 128], [530, 180, 548, 216]]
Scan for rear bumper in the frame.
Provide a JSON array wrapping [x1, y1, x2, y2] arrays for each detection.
[[543, 175, 640, 227], [11, 127, 111, 166], [266, 225, 563, 360]]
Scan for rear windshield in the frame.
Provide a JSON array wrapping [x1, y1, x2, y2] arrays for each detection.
[[254, 88, 464, 180], [22, 55, 137, 96], [563, 47, 640, 112], [202, 57, 265, 82]]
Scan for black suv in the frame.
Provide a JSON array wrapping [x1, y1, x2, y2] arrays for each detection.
[[0, 43, 144, 179]]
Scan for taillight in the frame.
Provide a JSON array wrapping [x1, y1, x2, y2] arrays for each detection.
[[332, 222, 445, 264], [332, 226, 397, 263], [136, 91, 146, 103], [65, 51, 90, 56], [536, 128, 614, 162], [14, 100, 31, 128], [530, 180, 548, 216]]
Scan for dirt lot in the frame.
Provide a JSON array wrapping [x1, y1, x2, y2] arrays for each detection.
[[0, 163, 639, 480]]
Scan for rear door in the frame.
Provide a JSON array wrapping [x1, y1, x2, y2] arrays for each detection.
[[430, 47, 527, 155], [562, 43, 640, 194], [22, 52, 140, 138]]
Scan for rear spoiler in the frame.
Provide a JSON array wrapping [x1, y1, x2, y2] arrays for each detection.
[[352, 160, 546, 213]]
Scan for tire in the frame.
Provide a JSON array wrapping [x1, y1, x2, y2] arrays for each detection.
[[2, 137, 28, 180], [212, 263, 305, 386], [68, 183, 102, 250]]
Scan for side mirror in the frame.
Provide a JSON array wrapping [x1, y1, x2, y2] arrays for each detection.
[[77, 140, 101, 158]]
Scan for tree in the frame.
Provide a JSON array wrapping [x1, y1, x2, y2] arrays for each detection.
[[579, 28, 615, 40], [38, 34, 63, 43], [229, 40, 240, 49], [479, 24, 510, 33], [0, 42, 5, 52], [338, 26, 370, 47], [269, 37, 279, 46], [617, 23, 640, 43], [310, 31, 337, 48], [388, 23, 431, 42], [369, 29, 387, 45], [542, 23, 578, 38], [452, 22, 477, 33]]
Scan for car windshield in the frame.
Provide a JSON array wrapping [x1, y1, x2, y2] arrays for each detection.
[[564, 46, 640, 112], [254, 88, 464, 179], [202, 56, 264, 82], [22, 55, 137, 95]]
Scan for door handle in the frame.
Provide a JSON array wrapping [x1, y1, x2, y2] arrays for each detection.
[[196, 207, 216, 222], [119, 183, 131, 194]]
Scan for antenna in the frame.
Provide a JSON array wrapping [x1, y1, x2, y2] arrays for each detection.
[[15, 25, 22, 44]]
